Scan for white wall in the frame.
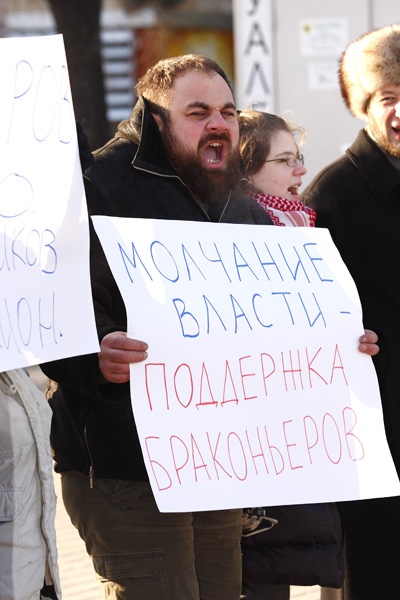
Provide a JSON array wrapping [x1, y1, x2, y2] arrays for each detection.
[[236, 0, 400, 187]]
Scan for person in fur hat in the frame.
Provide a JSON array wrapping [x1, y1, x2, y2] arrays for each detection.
[[302, 23, 400, 600]]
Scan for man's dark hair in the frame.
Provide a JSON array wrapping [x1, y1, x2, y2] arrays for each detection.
[[136, 54, 233, 121]]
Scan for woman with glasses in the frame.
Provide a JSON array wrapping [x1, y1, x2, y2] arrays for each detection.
[[238, 110, 362, 600], [238, 110, 316, 228]]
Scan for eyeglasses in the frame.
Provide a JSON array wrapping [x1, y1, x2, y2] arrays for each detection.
[[264, 154, 305, 167]]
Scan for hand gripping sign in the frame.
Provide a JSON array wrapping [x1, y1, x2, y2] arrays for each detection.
[[92, 216, 400, 512]]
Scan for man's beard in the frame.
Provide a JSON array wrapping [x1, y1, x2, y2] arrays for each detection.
[[162, 126, 241, 205], [368, 116, 400, 159]]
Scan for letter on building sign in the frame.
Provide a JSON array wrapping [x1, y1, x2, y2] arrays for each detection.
[[233, 0, 274, 111]]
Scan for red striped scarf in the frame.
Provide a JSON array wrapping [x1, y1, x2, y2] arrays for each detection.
[[251, 192, 317, 228]]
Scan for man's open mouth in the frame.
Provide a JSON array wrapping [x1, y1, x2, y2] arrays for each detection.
[[203, 142, 223, 165]]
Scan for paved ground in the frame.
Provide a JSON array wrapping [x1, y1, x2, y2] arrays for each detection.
[[30, 366, 321, 600], [53, 473, 102, 599]]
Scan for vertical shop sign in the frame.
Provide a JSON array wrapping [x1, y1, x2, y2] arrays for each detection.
[[233, 0, 274, 111]]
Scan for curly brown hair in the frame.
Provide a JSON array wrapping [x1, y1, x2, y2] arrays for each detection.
[[238, 110, 305, 195]]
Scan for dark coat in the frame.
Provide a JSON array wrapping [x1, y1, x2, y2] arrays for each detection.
[[241, 503, 344, 588], [303, 128, 400, 599], [41, 97, 273, 482], [302, 128, 400, 476]]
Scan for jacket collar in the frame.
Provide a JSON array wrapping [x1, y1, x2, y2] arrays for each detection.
[[117, 96, 177, 177], [346, 128, 400, 203]]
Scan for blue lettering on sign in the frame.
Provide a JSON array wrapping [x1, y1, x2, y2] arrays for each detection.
[[114, 232, 342, 339], [0, 292, 61, 353], [0, 220, 57, 275], [6, 59, 73, 145]]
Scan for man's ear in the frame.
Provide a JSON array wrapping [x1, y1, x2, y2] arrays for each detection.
[[151, 112, 164, 133]]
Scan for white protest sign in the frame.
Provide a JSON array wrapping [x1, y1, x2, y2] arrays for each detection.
[[0, 35, 99, 371], [92, 216, 400, 512]]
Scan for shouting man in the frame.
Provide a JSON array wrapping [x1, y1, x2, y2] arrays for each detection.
[[42, 55, 272, 600]]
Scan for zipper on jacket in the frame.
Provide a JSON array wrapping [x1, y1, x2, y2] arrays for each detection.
[[88, 465, 94, 489], [83, 424, 95, 489], [133, 164, 232, 223]]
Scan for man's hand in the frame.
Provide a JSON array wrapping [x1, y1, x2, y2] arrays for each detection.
[[99, 331, 148, 383], [358, 329, 379, 356]]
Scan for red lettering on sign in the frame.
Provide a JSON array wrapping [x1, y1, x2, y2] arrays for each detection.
[[343, 406, 365, 461], [283, 420, 303, 470]]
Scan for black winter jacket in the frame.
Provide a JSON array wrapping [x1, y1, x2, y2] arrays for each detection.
[[241, 503, 344, 588], [303, 128, 400, 477], [42, 97, 273, 482]]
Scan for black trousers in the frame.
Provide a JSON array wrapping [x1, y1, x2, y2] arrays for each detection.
[[336, 495, 400, 600]]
